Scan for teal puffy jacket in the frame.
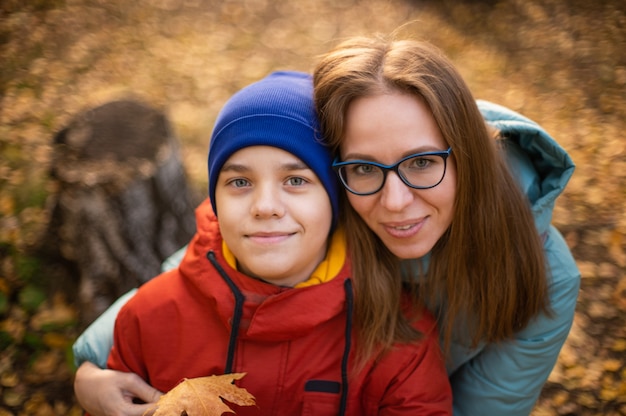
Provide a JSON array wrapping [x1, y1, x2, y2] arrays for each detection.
[[441, 100, 579, 415]]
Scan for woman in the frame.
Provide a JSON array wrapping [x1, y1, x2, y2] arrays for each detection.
[[312, 35, 579, 415], [73, 36, 579, 416]]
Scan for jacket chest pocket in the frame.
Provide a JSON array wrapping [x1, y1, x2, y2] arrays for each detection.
[[301, 380, 342, 416]]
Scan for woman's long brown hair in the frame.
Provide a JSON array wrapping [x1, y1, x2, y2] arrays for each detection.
[[313, 35, 550, 363]]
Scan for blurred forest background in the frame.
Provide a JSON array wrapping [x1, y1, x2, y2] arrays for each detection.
[[0, 0, 625, 414]]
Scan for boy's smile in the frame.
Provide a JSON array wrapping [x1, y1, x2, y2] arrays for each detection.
[[215, 145, 333, 287], [245, 231, 296, 244]]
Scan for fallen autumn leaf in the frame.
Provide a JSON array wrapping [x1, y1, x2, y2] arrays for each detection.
[[145, 373, 256, 416]]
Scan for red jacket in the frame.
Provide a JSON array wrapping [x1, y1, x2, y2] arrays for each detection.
[[108, 199, 452, 415]]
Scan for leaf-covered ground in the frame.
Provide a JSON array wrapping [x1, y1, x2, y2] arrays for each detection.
[[0, 0, 624, 414]]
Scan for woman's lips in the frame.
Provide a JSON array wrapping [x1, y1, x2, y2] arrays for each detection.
[[382, 217, 427, 238]]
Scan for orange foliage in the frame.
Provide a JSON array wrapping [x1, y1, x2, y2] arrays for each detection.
[[145, 373, 256, 416]]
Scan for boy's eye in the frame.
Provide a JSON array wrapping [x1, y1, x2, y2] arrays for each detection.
[[287, 177, 306, 186], [231, 178, 250, 187]]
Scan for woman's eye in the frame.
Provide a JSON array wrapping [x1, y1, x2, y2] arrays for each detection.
[[416, 159, 429, 168], [353, 164, 377, 175], [410, 157, 432, 169]]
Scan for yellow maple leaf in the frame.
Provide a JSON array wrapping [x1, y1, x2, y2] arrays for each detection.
[[145, 373, 256, 416]]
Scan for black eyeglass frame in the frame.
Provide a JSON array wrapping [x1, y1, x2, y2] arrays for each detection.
[[332, 147, 453, 196]]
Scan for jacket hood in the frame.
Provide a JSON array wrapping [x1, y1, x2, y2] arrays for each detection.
[[477, 100, 575, 234]]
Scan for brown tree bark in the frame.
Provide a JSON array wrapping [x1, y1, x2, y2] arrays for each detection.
[[44, 99, 199, 327]]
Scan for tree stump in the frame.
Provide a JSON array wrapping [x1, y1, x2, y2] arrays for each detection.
[[45, 99, 199, 327]]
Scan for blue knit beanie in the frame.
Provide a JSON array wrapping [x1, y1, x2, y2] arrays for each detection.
[[208, 71, 340, 229]]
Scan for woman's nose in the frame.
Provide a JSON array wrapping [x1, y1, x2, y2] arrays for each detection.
[[379, 172, 414, 212]]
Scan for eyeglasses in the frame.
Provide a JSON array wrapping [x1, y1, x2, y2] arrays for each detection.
[[332, 147, 452, 195]]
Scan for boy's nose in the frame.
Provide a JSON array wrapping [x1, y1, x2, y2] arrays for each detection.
[[250, 185, 285, 218], [379, 171, 414, 212]]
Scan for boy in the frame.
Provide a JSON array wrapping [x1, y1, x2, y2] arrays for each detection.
[[82, 71, 452, 415]]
